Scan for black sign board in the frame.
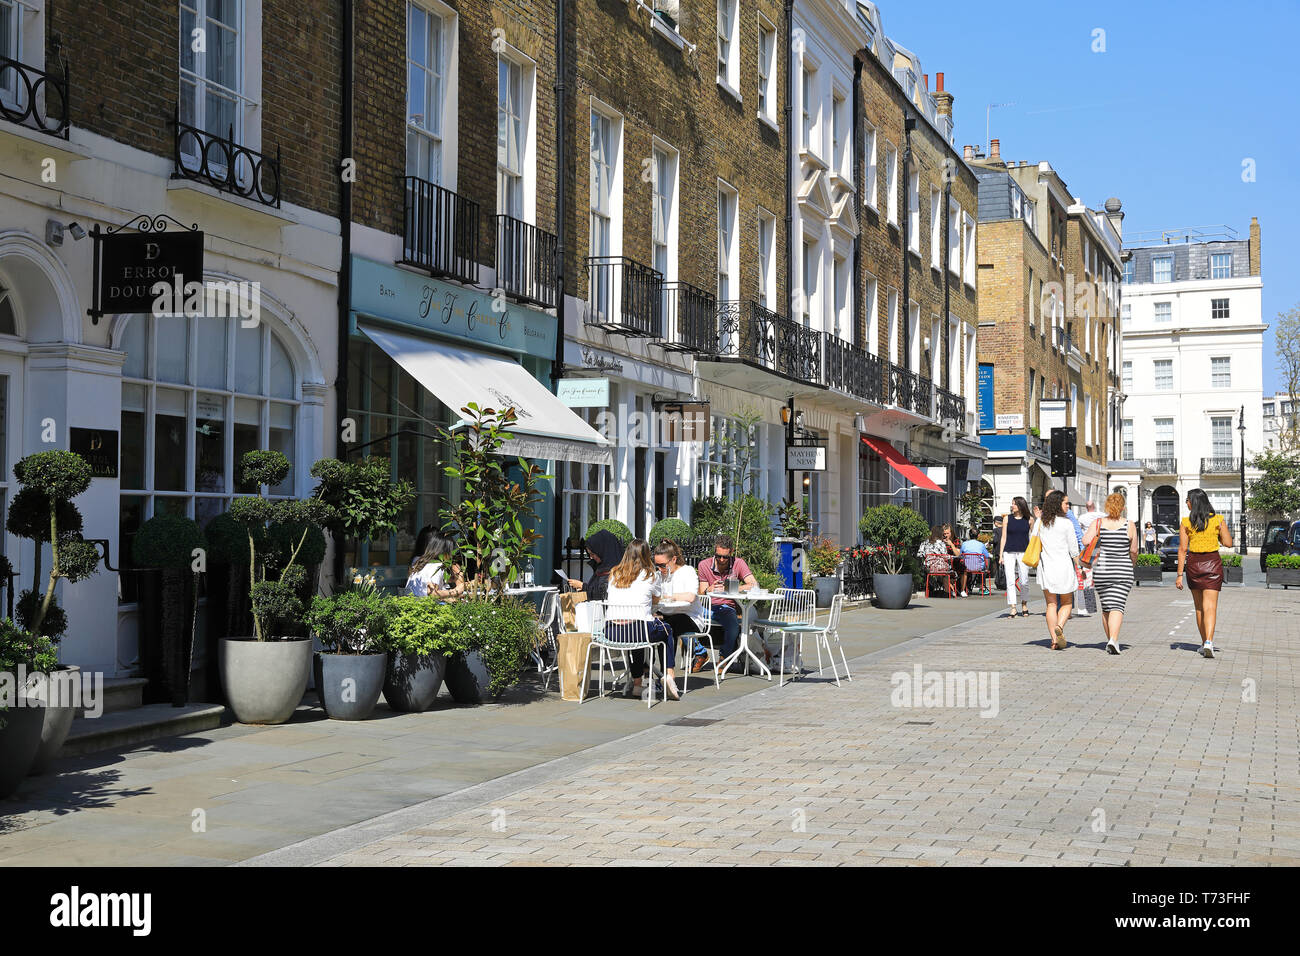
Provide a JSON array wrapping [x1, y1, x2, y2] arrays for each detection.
[[87, 216, 204, 323], [1050, 426, 1077, 478], [69, 427, 119, 479]]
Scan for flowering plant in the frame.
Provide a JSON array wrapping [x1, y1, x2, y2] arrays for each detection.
[[858, 505, 930, 575], [806, 536, 842, 576]]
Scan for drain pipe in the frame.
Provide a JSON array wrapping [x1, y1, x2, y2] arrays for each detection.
[[900, 111, 912, 371], [784, 0, 794, 326], [550, 0, 568, 569], [852, 54, 862, 349], [332, 0, 354, 591]]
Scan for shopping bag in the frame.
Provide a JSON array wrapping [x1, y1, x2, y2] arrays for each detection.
[[560, 591, 586, 631], [557, 632, 593, 702], [1077, 569, 1098, 614]]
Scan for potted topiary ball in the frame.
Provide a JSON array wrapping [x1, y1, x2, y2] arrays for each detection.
[[132, 513, 206, 706]]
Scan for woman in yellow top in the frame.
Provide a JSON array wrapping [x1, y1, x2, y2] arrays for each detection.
[[1176, 488, 1234, 658]]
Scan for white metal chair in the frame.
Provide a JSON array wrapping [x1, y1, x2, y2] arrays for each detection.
[[675, 601, 718, 695], [579, 602, 666, 708], [755, 588, 817, 685], [777, 594, 851, 687], [531, 589, 560, 691]]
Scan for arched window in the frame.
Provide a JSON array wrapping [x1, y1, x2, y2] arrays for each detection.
[[118, 312, 300, 602]]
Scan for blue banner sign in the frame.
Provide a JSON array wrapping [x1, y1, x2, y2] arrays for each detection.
[[977, 364, 995, 431]]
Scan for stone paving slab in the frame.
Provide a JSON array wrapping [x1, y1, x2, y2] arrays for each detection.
[[247, 585, 1300, 867]]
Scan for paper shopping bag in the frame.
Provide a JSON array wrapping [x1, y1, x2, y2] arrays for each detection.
[[557, 632, 593, 701]]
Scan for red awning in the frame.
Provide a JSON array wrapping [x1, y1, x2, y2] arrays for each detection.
[[861, 435, 944, 492]]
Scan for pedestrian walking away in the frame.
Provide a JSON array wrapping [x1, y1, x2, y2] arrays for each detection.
[[1176, 488, 1234, 659], [1086, 492, 1136, 655], [1035, 489, 1081, 650], [1000, 496, 1032, 618], [1143, 521, 1157, 555]]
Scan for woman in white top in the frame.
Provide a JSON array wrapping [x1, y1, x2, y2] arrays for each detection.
[[604, 539, 679, 699], [1035, 489, 1081, 650], [652, 539, 709, 674], [404, 532, 465, 600]]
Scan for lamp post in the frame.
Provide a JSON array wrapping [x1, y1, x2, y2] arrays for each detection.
[[1238, 405, 1247, 555], [781, 399, 795, 504]]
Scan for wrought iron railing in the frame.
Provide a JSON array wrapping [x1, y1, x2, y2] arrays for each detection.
[[172, 106, 280, 206], [660, 281, 717, 353], [720, 302, 822, 383], [496, 214, 556, 308], [824, 335, 882, 403], [1200, 456, 1241, 474], [937, 387, 965, 427], [888, 363, 923, 414], [584, 256, 663, 336], [916, 375, 935, 418], [1142, 457, 1178, 475], [0, 55, 69, 138], [402, 176, 480, 284]]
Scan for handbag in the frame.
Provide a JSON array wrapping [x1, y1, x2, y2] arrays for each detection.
[[1022, 520, 1043, 568], [1080, 523, 1099, 566]]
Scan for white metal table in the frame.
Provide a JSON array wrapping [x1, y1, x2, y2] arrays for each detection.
[[712, 590, 781, 680]]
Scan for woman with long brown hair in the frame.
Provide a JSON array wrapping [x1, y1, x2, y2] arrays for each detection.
[[1177, 488, 1233, 658], [605, 538, 679, 699], [1001, 496, 1032, 617], [1035, 489, 1081, 649]]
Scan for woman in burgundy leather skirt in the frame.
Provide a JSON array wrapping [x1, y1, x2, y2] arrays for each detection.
[[1175, 488, 1235, 658]]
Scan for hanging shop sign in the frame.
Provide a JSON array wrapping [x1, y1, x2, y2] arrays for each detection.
[[69, 427, 119, 479], [977, 363, 995, 431], [87, 215, 204, 324], [556, 378, 610, 407], [786, 443, 827, 471], [658, 402, 711, 443]]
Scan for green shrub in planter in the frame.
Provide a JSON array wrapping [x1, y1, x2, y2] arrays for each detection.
[[133, 513, 205, 706], [133, 513, 206, 571], [689, 494, 776, 572], [304, 589, 393, 654], [1220, 552, 1242, 568], [387, 596, 459, 658], [584, 518, 632, 546], [1135, 553, 1162, 567], [859, 505, 930, 574], [648, 518, 692, 548], [1266, 554, 1300, 569], [448, 597, 539, 696]]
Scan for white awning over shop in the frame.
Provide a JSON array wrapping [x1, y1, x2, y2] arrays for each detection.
[[358, 322, 612, 466]]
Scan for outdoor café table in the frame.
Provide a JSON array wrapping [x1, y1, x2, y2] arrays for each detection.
[[712, 590, 782, 680]]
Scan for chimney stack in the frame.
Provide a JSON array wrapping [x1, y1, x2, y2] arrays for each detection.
[[989, 138, 1002, 162], [923, 73, 929, 91], [1104, 197, 1124, 239], [1249, 216, 1261, 276], [933, 72, 954, 118], [963, 144, 973, 161]]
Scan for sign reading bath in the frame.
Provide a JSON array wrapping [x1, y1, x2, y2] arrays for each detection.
[[69, 427, 119, 479]]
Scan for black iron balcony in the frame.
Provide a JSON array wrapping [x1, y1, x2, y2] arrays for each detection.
[[916, 375, 935, 418], [172, 106, 280, 207], [496, 214, 556, 308], [402, 176, 479, 284], [937, 386, 966, 427], [1142, 457, 1178, 475], [888, 363, 925, 415], [824, 335, 883, 403], [660, 281, 717, 353], [585, 256, 663, 337], [1200, 456, 1241, 474], [718, 302, 821, 384], [0, 55, 69, 138]]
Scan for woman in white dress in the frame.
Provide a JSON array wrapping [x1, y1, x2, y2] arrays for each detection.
[[404, 532, 465, 600], [1035, 489, 1081, 650]]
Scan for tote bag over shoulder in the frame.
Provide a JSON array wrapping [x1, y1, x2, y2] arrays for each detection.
[[1022, 519, 1043, 568]]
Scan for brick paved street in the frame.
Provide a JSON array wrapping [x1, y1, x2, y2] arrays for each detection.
[[245, 584, 1300, 867]]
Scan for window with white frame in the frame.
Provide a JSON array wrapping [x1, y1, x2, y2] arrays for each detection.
[[908, 301, 920, 374], [1208, 490, 1239, 525], [1070, 384, 1078, 428], [716, 0, 739, 92], [1085, 393, 1092, 445], [564, 406, 616, 542], [1211, 297, 1229, 319], [652, 143, 677, 284], [962, 213, 976, 284], [884, 142, 898, 224], [947, 199, 960, 274], [406, 1, 449, 185], [119, 312, 300, 600], [833, 253, 849, 339], [800, 238, 818, 326], [863, 122, 878, 208], [907, 168, 920, 253], [180, 0, 249, 172], [1121, 303, 1131, 326], [757, 18, 776, 123], [887, 287, 899, 364], [1123, 258, 1134, 283], [589, 106, 620, 317], [1, 0, 25, 106], [717, 181, 738, 304], [865, 273, 879, 355], [496, 53, 531, 219], [1152, 255, 1172, 283], [832, 89, 849, 177], [928, 315, 940, 381], [1154, 417, 1174, 459], [1122, 418, 1133, 459], [964, 325, 975, 410], [1211, 356, 1231, 388], [800, 63, 817, 151], [947, 314, 958, 387], [1210, 416, 1233, 458], [929, 187, 941, 268], [695, 415, 748, 501], [1025, 198, 1036, 231], [1154, 301, 1171, 323], [1210, 252, 1232, 279], [757, 209, 776, 309], [1122, 360, 1132, 389], [1154, 358, 1173, 391]]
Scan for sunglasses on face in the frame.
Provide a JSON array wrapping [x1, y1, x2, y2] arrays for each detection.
[[713, 553, 732, 562], [654, 560, 669, 569]]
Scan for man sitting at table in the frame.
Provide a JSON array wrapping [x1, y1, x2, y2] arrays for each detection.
[[696, 534, 758, 660]]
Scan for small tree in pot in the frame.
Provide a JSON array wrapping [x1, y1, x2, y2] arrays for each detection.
[[806, 536, 842, 608], [383, 596, 459, 712], [303, 576, 393, 720], [0, 620, 58, 796], [131, 514, 205, 706], [443, 596, 540, 702], [859, 505, 930, 609], [218, 450, 334, 725], [310, 455, 414, 579]]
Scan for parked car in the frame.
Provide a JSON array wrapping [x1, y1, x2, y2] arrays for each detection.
[[1155, 523, 1177, 538], [1260, 519, 1300, 573], [1158, 534, 1181, 571]]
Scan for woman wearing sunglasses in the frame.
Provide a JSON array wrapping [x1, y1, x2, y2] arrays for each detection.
[[652, 540, 710, 673]]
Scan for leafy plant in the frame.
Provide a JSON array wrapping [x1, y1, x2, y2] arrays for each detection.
[[448, 597, 539, 696], [689, 496, 728, 539], [0, 618, 57, 673], [264, 521, 327, 575], [859, 505, 930, 575], [752, 568, 785, 594], [203, 512, 261, 565], [1135, 553, 1162, 567], [806, 536, 841, 577], [9, 451, 100, 638], [387, 596, 459, 658], [228, 450, 334, 640], [648, 517, 692, 547], [1266, 554, 1300, 570], [585, 518, 632, 546], [132, 513, 206, 570], [1220, 552, 1242, 568], [304, 589, 393, 654], [1246, 451, 1300, 519], [16, 590, 67, 639], [776, 500, 811, 539], [310, 456, 415, 545]]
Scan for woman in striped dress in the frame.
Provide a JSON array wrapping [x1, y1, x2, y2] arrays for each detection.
[[1083, 492, 1136, 655]]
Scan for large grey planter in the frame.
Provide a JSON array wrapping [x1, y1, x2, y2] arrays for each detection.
[[313, 652, 387, 720], [0, 696, 45, 799], [1266, 568, 1300, 589], [812, 575, 840, 608], [384, 652, 447, 713], [26, 665, 81, 775], [219, 637, 312, 725], [444, 650, 492, 704], [873, 573, 913, 609], [1134, 566, 1163, 586], [1224, 565, 1243, 584]]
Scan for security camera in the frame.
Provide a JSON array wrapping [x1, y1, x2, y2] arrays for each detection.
[[68, 222, 87, 241]]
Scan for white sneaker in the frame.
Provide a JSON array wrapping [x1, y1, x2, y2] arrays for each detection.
[[960, 590, 968, 597], [1106, 639, 1120, 655], [1202, 642, 1215, 659]]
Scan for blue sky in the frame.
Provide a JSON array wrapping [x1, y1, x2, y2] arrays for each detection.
[[877, 0, 1297, 393]]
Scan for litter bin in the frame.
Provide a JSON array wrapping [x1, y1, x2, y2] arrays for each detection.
[[775, 537, 804, 589]]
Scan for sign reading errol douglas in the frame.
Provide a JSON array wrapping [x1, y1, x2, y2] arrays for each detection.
[[99, 231, 204, 314], [69, 427, 119, 479]]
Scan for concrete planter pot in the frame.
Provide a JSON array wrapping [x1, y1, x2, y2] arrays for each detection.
[[26, 665, 81, 775], [219, 637, 312, 725], [444, 650, 493, 704], [384, 652, 447, 713], [1266, 567, 1300, 589], [1134, 566, 1163, 586], [1224, 565, 1243, 584], [313, 652, 387, 721], [812, 575, 840, 608], [0, 695, 45, 798], [873, 573, 914, 609]]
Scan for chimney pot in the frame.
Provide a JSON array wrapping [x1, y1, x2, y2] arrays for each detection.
[[923, 73, 929, 91], [990, 138, 1001, 161], [936, 72, 945, 92], [963, 144, 973, 160]]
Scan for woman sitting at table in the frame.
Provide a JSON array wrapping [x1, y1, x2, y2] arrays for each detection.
[[605, 538, 679, 700], [566, 528, 624, 604], [405, 531, 465, 600], [652, 539, 710, 673]]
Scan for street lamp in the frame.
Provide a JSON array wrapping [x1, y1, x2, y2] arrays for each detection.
[[1238, 405, 1247, 555]]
